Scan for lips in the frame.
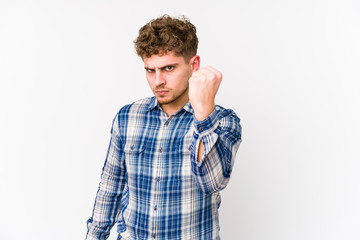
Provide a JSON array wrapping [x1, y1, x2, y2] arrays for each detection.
[[155, 89, 169, 95]]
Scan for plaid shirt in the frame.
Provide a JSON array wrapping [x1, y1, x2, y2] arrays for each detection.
[[86, 97, 242, 240]]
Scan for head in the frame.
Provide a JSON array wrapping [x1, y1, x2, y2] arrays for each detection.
[[135, 15, 200, 115], [134, 14, 199, 62]]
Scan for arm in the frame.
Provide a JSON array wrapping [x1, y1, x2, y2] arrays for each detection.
[[191, 108, 242, 194], [188, 65, 242, 194], [86, 113, 127, 240]]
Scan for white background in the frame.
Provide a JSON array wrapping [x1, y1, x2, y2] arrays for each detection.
[[1, 0, 359, 239]]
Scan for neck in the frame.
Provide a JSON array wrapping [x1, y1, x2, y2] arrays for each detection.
[[160, 96, 189, 117]]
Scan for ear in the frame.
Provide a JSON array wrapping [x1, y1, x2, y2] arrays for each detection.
[[190, 55, 200, 72]]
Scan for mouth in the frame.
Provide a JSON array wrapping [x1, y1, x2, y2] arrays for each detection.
[[155, 90, 169, 96]]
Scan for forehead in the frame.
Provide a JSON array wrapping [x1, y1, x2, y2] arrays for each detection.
[[143, 51, 186, 68]]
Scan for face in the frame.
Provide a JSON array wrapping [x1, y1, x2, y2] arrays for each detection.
[[143, 51, 199, 114]]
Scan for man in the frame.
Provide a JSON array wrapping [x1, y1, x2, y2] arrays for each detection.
[[86, 15, 242, 240]]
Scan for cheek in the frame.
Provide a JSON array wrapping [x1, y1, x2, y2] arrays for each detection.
[[146, 78, 155, 89], [146, 74, 154, 84], [174, 75, 189, 90], [180, 71, 191, 85]]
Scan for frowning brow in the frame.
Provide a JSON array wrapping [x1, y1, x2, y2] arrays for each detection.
[[144, 63, 179, 71], [144, 67, 154, 71]]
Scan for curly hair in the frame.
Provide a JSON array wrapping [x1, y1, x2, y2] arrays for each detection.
[[134, 15, 199, 61]]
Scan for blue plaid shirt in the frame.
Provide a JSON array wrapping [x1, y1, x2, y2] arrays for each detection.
[[86, 97, 242, 240]]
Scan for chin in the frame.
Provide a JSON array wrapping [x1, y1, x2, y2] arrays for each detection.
[[156, 96, 175, 105], [157, 98, 172, 105]]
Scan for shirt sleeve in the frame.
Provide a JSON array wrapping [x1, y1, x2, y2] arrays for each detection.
[[85, 112, 127, 240], [191, 107, 242, 194]]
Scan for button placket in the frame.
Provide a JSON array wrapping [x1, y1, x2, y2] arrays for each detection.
[[152, 117, 169, 237]]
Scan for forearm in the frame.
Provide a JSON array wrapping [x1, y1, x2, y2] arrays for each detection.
[[191, 108, 242, 194], [196, 140, 204, 163], [86, 161, 126, 239]]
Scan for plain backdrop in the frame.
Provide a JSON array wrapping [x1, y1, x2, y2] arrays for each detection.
[[0, 0, 359, 239]]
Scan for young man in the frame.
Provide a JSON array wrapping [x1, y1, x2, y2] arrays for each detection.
[[86, 15, 242, 240]]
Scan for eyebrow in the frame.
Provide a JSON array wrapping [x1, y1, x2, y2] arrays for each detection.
[[144, 63, 179, 71]]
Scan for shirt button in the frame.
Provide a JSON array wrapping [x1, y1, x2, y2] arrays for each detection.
[[159, 147, 162, 153], [152, 233, 156, 238], [199, 127, 204, 131], [188, 145, 191, 151], [154, 205, 157, 211], [164, 121, 169, 126], [130, 145, 134, 150], [156, 177, 160, 182]]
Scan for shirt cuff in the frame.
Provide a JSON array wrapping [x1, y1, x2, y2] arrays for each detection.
[[193, 108, 219, 137]]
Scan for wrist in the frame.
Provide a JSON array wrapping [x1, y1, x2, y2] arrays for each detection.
[[194, 104, 215, 121]]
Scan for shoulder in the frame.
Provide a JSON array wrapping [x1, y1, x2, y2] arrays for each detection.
[[117, 97, 155, 117], [111, 97, 155, 135]]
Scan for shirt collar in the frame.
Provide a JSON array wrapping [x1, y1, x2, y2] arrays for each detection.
[[146, 97, 194, 115], [182, 101, 194, 114], [145, 96, 159, 112]]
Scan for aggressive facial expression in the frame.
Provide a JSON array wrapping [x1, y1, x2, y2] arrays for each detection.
[[143, 51, 199, 115]]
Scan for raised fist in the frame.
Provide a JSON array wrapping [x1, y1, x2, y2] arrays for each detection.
[[189, 66, 222, 121]]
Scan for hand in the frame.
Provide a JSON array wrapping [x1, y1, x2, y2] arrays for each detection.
[[189, 66, 222, 121]]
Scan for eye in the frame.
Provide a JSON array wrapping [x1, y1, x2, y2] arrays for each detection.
[[145, 68, 155, 73], [164, 66, 174, 71]]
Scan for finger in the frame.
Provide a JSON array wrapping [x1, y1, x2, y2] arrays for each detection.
[[195, 67, 221, 83], [204, 66, 222, 80], [192, 67, 213, 78]]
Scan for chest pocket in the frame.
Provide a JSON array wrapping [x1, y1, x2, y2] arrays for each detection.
[[123, 142, 147, 154], [123, 141, 153, 189], [123, 140, 150, 166]]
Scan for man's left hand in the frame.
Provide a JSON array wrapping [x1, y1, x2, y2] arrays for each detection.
[[189, 66, 222, 121]]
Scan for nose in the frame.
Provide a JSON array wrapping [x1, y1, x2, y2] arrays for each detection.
[[155, 71, 166, 87]]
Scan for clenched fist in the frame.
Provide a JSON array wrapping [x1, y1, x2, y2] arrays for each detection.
[[189, 66, 222, 121]]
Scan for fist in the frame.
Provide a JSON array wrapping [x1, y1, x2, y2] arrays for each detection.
[[189, 66, 222, 121]]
